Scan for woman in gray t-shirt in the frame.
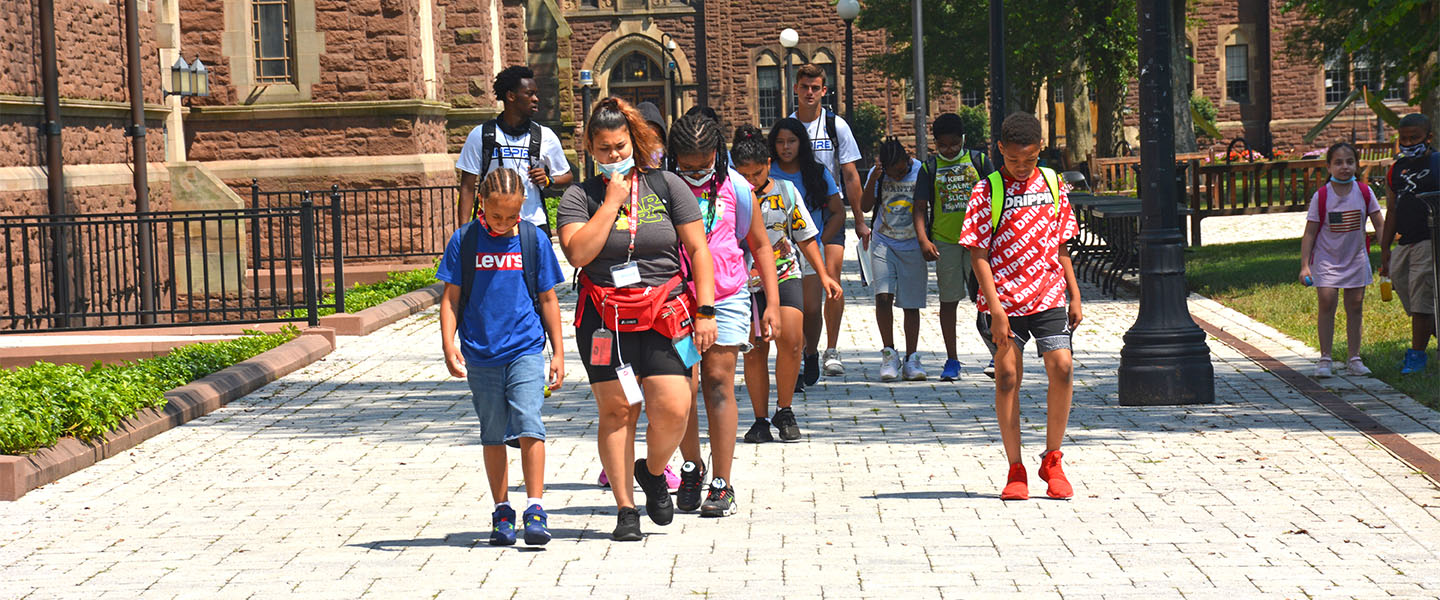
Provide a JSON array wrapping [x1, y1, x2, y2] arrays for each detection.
[[555, 97, 716, 542]]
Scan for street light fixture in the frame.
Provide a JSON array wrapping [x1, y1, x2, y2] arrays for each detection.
[[780, 28, 799, 116], [836, 0, 859, 123], [165, 56, 210, 99], [661, 33, 680, 122]]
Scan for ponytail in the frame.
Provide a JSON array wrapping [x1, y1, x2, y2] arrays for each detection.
[[584, 97, 663, 170]]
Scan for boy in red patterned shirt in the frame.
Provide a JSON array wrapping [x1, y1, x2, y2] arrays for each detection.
[[956, 113, 1083, 501]]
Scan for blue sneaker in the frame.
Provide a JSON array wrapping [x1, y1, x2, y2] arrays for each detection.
[[523, 505, 550, 546], [489, 505, 516, 546], [1401, 349, 1429, 374], [940, 359, 962, 381]]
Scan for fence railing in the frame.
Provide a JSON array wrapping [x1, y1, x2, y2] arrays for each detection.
[[0, 203, 340, 332], [1185, 157, 1391, 245], [1090, 152, 1211, 193], [250, 181, 459, 265]]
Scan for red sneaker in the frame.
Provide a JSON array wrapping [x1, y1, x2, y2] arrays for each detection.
[[1038, 450, 1073, 499], [1000, 462, 1028, 500]]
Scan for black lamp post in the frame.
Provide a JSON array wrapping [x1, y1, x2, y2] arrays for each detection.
[[660, 33, 679, 122], [579, 69, 595, 179], [1118, 0, 1215, 405], [911, 0, 927, 162], [988, 0, 1005, 160], [836, 0, 859, 123]]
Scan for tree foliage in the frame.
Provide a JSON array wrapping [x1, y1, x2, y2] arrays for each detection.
[[1279, 0, 1440, 104]]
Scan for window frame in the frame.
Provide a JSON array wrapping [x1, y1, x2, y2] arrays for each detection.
[[1224, 44, 1250, 105], [252, 0, 296, 86]]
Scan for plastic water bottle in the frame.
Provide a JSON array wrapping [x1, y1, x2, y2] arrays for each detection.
[[1380, 276, 1393, 302], [1303, 275, 1313, 287]]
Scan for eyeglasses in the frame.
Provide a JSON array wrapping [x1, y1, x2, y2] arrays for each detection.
[[675, 168, 715, 179]]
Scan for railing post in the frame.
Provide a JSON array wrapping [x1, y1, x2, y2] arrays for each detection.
[[48, 214, 71, 328], [249, 178, 261, 298], [330, 185, 345, 313], [1188, 159, 1202, 247], [300, 196, 319, 328]]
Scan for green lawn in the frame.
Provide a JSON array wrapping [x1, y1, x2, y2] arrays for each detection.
[[1185, 237, 1437, 408]]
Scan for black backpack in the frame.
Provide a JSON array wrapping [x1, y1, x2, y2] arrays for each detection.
[[479, 119, 544, 180], [456, 218, 546, 346]]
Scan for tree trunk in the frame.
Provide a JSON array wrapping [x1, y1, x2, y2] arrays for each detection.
[[1171, 0, 1197, 153], [1063, 56, 1095, 167], [1095, 83, 1125, 157]]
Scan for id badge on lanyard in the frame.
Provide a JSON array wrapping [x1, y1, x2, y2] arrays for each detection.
[[611, 174, 643, 287]]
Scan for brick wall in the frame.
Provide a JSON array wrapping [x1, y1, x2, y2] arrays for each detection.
[[185, 115, 448, 162]]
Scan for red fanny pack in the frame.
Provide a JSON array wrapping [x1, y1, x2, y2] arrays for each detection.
[[577, 273, 695, 340]]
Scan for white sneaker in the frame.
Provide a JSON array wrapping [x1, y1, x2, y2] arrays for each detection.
[[822, 349, 845, 376], [1313, 357, 1333, 378], [1347, 357, 1372, 376], [879, 348, 901, 381], [902, 353, 927, 381]]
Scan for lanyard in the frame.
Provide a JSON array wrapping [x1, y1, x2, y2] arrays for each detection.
[[625, 172, 640, 260]]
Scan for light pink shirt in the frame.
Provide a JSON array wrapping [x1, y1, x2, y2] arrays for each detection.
[[1306, 183, 1381, 289], [686, 176, 749, 301]]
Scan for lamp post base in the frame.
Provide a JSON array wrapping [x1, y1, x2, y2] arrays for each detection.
[[1118, 329, 1214, 405]]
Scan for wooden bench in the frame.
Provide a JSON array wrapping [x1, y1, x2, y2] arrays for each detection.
[[1186, 158, 1392, 246]]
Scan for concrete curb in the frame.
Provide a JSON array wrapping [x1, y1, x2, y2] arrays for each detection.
[[0, 333, 335, 501], [319, 282, 444, 336]]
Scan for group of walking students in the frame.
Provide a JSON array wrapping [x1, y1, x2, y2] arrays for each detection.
[[436, 65, 1439, 545]]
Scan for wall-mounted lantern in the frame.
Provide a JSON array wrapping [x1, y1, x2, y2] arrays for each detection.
[[165, 57, 210, 98]]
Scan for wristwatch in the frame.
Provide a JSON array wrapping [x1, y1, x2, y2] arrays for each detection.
[[696, 305, 717, 319]]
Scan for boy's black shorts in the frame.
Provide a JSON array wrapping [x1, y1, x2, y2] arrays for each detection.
[[976, 306, 1073, 358]]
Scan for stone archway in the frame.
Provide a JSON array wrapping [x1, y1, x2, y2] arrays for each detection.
[[581, 24, 695, 122]]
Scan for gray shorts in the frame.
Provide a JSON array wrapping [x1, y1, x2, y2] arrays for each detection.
[[977, 307, 1073, 357], [871, 241, 928, 309], [936, 242, 973, 304]]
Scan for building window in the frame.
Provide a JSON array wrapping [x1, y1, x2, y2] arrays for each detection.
[[1324, 55, 1349, 105], [822, 63, 838, 112], [1224, 44, 1249, 104], [252, 0, 295, 85], [904, 80, 916, 114], [1352, 57, 1380, 97], [757, 64, 782, 128], [581, 0, 597, 7], [961, 87, 984, 107], [1385, 69, 1408, 102]]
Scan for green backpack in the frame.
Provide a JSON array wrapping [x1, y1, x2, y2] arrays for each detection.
[[987, 167, 1062, 232]]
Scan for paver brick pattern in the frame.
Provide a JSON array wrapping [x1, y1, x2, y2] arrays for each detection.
[[4, 240, 1440, 599]]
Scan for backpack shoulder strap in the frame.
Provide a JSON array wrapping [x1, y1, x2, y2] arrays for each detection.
[[826, 110, 841, 173], [480, 120, 498, 179], [1040, 167, 1062, 212], [644, 169, 670, 204], [1317, 183, 1329, 227], [731, 171, 754, 251], [456, 221, 481, 327], [518, 221, 541, 316], [528, 122, 545, 182], [988, 170, 1006, 233], [924, 157, 939, 231]]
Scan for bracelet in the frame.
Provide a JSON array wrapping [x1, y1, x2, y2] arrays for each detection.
[[695, 313, 716, 320]]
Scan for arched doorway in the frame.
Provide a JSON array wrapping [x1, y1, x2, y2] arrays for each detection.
[[608, 52, 667, 121]]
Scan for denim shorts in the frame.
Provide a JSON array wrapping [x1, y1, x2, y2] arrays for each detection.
[[714, 289, 753, 352], [465, 353, 546, 446], [810, 208, 847, 247]]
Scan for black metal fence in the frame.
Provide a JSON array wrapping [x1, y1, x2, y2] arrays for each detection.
[[0, 202, 340, 332], [250, 181, 459, 265]]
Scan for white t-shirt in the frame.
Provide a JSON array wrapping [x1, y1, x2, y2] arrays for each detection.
[[456, 121, 571, 227], [790, 110, 861, 192]]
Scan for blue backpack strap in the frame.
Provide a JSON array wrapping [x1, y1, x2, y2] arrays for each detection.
[[517, 220, 550, 348], [456, 221, 481, 327], [731, 169, 753, 255]]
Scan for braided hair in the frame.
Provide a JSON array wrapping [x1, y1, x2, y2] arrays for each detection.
[[768, 117, 828, 213], [730, 124, 769, 166], [479, 167, 525, 200], [668, 108, 729, 223], [878, 136, 909, 170]]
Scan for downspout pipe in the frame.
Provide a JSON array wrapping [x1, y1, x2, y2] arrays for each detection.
[[40, 0, 70, 327], [125, 0, 156, 323]]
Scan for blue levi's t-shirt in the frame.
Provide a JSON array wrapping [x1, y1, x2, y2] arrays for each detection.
[[435, 227, 564, 367]]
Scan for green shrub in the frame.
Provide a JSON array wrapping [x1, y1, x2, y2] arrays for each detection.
[[954, 104, 990, 149], [0, 327, 298, 455], [292, 264, 439, 319], [1191, 92, 1219, 142], [851, 101, 887, 163]]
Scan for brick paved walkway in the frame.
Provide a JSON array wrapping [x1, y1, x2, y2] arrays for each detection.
[[4, 240, 1440, 599]]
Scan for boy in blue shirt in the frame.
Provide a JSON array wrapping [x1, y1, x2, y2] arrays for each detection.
[[438, 168, 565, 546]]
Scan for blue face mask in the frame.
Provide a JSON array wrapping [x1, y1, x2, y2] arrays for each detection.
[[680, 169, 715, 187], [1330, 175, 1356, 184], [1399, 142, 1429, 159], [597, 156, 634, 178]]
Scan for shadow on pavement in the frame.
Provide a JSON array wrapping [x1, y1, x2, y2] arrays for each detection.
[[351, 528, 592, 550]]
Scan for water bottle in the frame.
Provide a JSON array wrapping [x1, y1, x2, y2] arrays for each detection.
[[1303, 275, 1313, 287], [1380, 276, 1393, 302]]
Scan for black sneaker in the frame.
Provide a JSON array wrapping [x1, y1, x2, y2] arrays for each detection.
[[699, 479, 737, 518], [743, 418, 774, 444], [676, 460, 707, 512], [633, 458, 674, 525], [794, 378, 805, 394], [772, 407, 801, 442], [612, 506, 642, 541], [803, 353, 821, 386], [984, 359, 995, 379]]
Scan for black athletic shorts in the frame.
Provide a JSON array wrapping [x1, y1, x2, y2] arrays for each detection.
[[751, 278, 803, 312], [576, 297, 692, 383], [976, 306, 1073, 358]]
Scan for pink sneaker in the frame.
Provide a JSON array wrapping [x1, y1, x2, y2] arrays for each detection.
[[597, 469, 610, 488], [664, 464, 681, 490]]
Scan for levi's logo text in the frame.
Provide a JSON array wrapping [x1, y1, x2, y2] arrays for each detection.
[[474, 253, 523, 270]]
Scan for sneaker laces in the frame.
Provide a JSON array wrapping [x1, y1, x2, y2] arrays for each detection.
[[706, 479, 732, 502]]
